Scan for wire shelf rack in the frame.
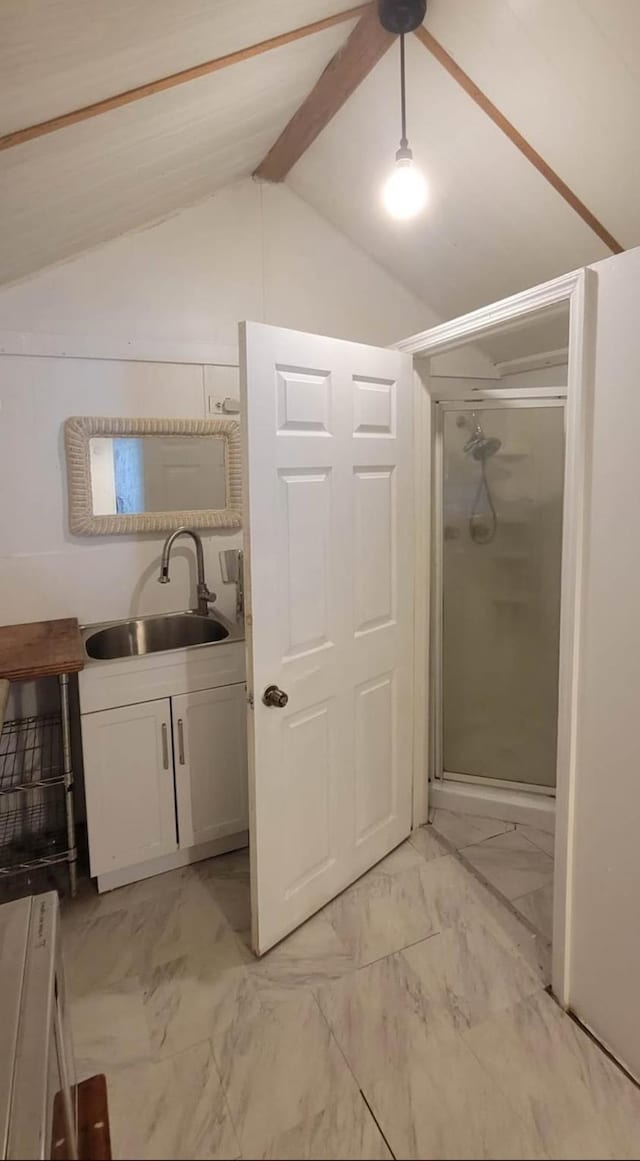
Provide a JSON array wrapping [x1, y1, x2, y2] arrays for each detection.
[[0, 706, 76, 894], [0, 788, 70, 876], [0, 712, 64, 795]]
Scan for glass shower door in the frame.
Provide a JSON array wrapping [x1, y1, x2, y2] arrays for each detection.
[[440, 402, 565, 790]]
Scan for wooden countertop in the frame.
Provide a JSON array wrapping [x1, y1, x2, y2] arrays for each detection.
[[0, 618, 85, 682]]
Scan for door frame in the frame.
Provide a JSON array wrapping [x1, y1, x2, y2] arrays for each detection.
[[396, 268, 598, 1007], [432, 395, 566, 798]]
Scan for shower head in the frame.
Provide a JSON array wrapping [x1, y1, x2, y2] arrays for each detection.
[[465, 433, 502, 461]]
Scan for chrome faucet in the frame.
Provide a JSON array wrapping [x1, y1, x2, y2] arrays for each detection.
[[158, 527, 217, 616]]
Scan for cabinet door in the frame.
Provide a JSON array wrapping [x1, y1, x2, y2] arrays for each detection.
[[82, 699, 177, 876], [172, 684, 248, 849]]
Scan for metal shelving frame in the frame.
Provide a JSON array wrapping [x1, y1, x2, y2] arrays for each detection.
[[0, 674, 77, 895]]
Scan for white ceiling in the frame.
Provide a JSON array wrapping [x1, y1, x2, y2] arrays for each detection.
[[1, 0, 640, 320], [0, 10, 355, 285], [0, 0, 353, 134], [289, 34, 611, 321]]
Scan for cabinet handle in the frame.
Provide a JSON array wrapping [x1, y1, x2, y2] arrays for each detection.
[[177, 718, 185, 766], [161, 722, 169, 770]]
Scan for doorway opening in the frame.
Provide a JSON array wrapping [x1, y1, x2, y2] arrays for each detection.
[[432, 396, 565, 944], [397, 279, 590, 971]]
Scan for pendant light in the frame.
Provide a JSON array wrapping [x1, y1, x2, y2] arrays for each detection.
[[379, 0, 428, 220]]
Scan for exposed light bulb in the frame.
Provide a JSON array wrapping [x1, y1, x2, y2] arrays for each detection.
[[383, 148, 427, 220]]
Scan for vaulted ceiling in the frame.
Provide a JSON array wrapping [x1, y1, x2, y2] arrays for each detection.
[[2, 0, 639, 322]]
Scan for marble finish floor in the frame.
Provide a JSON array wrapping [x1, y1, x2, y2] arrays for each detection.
[[61, 827, 640, 1160], [431, 809, 555, 941]]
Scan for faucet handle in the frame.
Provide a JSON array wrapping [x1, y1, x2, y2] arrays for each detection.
[[198, 583, 217, 606]]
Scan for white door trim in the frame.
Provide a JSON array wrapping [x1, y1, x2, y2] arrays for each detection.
[[552, 269, 597, 1005], [395, 270, 585, 357], [396, 268, 597, 1007], [412, 365, 431, 827]]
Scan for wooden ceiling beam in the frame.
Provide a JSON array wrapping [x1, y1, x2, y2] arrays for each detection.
[[0, 4, 369, 154], [414, 25, 623, 254], [254, 3, 395, 183]]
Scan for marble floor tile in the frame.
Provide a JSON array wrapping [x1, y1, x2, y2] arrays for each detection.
[[464, 878, 550, 980], [250, 910, 356, 997], [107, 1040, 240, 1161], [318, 911, 542, 1093], [369, 838, 428, 877], [402, 912, 542, 1034], [442, 855, 551, 985], [66, 873, 248, 999], [552, 1113, 640, 1160], [212, 987, 358, 1157], [64, 904, 157, 996], [70, 977, 152, 1077], [316, 942, 439, 1089], [408, 823, 450, 862], [431, 808, 514, 849], [325, 854, 483, 968], [64, 840, 640, 1161], [461, 829, 554, 900], [513, 883, 554, 940], [195, 856, 251, 935], [254, 1093, 392, 1160], [143, 940, 252, 1058], [464, 990, 640, 1158], [366, 1026, 546, 1160], [516, 824, 556, 856], [62, 863, 197, 930], [197, 847, 249, 880], [148, 873, 248, 967]]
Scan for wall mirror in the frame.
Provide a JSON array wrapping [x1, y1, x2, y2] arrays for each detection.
[[64, 417, 242, 535]]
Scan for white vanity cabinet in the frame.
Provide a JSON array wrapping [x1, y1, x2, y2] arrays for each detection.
[[81, 699, 178, 876], [172, 685, 248, 848], [78, 637, 248, 891]]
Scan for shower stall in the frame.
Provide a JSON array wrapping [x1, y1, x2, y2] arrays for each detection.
[[434, 398, 565, 799]]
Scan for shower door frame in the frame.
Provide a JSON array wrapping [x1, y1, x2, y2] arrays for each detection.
[[395, 267, 597, 1007], [433, 395, 566, 797]]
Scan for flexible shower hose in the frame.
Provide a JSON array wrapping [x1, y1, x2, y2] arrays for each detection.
[[470, 459, 498, 544]]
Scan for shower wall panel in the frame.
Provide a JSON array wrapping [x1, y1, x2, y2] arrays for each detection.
[[442, 405, 564, 788]]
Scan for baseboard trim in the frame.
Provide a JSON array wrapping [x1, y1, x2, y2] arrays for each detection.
[[96, 830, 248, 893]]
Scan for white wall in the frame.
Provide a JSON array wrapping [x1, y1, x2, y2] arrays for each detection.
[[0, 179, 446, 630], [567, 245, 640, 1080], [499, 364, 568, 390], [0, 180, 438, 353], [0, 357, 243, 627]]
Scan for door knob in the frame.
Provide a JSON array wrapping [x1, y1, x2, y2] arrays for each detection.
[[262, 684, 289, 708]]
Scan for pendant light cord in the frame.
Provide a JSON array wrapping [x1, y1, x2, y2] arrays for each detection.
[[400, 33, 408, 147]]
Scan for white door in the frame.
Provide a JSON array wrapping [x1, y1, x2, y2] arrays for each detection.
[[172, 685, 248, 848], [82, 699, 177, 876], [240, 322, 415, 954]]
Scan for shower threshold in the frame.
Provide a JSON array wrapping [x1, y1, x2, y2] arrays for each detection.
[[431, 777, 555, 833]]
